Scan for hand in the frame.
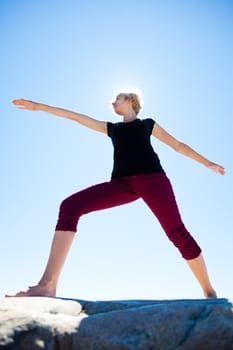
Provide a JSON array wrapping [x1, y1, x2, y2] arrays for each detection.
[[207, 162, 225, 175], [12, 99, 39, 111]]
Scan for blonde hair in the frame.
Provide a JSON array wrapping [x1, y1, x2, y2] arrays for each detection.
[[119, 92, 142, 115]]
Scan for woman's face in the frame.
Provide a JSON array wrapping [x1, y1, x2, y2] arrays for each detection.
[[112, 94, 129, 115]]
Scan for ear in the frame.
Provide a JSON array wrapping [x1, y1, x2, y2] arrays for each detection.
[[127, 98, 133, 106]]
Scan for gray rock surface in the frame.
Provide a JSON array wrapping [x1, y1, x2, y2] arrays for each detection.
[[0, 297, 233, 349]]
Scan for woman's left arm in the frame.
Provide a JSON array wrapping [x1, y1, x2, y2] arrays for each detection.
[[152, 123, 225, 175]]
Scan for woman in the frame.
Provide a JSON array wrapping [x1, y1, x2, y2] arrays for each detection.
[[7, 92, 225, 298]]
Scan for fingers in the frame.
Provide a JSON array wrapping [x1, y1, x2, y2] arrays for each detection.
[[12, 99, 24, 104], [219, 167, 225, 175], [12, 99, 27, 108], [209, 163, 225, 175], [215, 165, 225, 175], [12, 99, 37, 110]]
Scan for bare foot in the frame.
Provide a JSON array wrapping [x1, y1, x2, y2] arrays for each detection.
[[5, 284, 56, 298]]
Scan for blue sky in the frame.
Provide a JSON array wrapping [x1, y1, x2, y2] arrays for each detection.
[[1, 0, 232, 300]]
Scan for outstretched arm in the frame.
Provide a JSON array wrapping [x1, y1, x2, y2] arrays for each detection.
[[12, 99, 107, 134], [152, 123, 225, 175]]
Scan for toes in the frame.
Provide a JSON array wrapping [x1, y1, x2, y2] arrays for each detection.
[[5, 286, 56, 298], [5, 291, 28, 297]]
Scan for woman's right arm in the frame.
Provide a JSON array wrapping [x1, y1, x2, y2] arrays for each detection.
[[12, 99, 107, 134]]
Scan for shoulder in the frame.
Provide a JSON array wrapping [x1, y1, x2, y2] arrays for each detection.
[[107, 121, 116, 136], [141, 117, 156, 133]]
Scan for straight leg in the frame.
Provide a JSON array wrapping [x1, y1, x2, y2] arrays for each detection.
[[186, 254, 216, 298], [134, 173, 216, 298]]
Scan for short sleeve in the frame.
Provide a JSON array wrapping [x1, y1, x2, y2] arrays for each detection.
[[107, 122, 114, 137], [143, 118, 156, 134]]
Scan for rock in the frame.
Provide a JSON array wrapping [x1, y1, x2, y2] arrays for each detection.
[[0, 297, 233, 349], [0, 297, 85, 350]]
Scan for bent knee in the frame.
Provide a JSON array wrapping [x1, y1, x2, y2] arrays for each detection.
[[55, 195, 83, 232], [58, 195, 82, 217]]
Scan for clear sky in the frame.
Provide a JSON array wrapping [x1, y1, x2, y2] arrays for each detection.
[[1, 0, 232, 300]]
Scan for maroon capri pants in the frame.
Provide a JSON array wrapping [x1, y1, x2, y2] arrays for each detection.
[[55, 173, 201, 260]]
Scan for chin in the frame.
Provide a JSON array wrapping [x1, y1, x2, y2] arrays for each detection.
[[115, 110, 123, 116]]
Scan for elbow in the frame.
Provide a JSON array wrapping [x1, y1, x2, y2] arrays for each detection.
[[174, 141, 184, 153]]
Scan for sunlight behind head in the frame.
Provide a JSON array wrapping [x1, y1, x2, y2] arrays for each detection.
[[109, 87, 143, 114]]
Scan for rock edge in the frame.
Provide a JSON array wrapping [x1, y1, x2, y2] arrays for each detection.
[[0, 297, 233, 349]]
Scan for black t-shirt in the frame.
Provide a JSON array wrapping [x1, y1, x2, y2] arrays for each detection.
[[107, 118, 165, 179]]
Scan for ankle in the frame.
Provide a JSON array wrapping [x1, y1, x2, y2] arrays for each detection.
[[38, 278, 57, 290], [204, 288, 217, 298]]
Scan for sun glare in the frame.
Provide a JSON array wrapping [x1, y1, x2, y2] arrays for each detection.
[[109, 87, 144, 108]]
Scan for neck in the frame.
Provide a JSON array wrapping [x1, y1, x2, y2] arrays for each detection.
[[122, 110, 137, 122]]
